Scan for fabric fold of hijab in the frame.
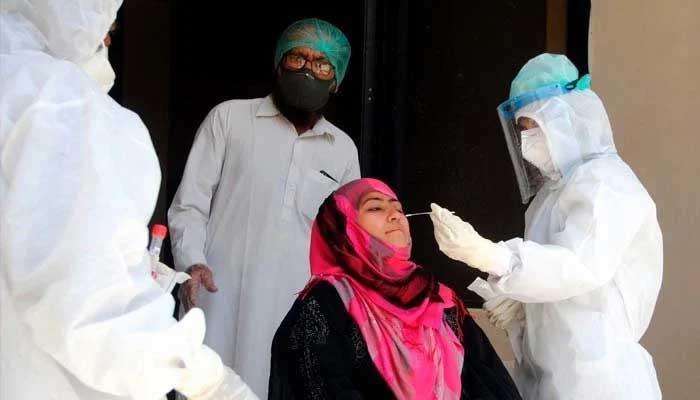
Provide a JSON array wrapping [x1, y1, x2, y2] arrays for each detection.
[[304, 178, 465, 400]]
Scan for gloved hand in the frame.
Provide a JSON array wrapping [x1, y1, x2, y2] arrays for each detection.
[[429, 203, 512, 276], [176, 345, 259, 400], [150, 257, 190, 293], [181, 264, 218, 311], [483, 297, 525, 330]]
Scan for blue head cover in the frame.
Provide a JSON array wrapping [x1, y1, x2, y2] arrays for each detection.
[[509, 53, 590, 99], [274, 18, 351, 85], [499, 53, 592, 118]]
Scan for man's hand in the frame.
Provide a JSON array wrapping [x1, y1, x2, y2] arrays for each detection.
[[180, 264, 218, 311]]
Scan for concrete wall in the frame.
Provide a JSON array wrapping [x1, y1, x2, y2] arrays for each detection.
[[589, 1, 700, 398]]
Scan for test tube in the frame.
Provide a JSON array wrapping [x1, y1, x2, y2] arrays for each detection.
[[148, 224, 168, 261]]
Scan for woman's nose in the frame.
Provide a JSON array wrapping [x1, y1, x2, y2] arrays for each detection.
[[388, 209, 402, 222]]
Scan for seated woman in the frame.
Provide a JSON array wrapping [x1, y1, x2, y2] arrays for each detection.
[[269, 178, 521, 400]]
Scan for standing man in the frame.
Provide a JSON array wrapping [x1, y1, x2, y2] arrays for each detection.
[[168, 18, 361, 397], [430, 54, 662, 399]]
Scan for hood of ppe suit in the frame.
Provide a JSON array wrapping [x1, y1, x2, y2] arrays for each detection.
[[0, 0, 121, 63], [0, 11, 45, 54], [515, 89, 617, 178]]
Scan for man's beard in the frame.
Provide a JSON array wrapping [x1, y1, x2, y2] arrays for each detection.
[[272, 79, 329, 129]]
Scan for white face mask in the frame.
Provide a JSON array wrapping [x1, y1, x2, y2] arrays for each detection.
[[520, 127, 559, 179], [79, 44, 116, 93]]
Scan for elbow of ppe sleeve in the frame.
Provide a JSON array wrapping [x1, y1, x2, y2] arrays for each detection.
[[487, 238, 613, 302]]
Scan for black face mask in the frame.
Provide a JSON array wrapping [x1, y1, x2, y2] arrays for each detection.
[[275, 68, 335, 112]]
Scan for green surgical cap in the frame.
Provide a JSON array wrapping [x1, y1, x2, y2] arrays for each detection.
[[509, 53, 580, 99], [274, 18, 351, 85]]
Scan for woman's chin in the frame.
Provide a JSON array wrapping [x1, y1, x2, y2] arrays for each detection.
[[385, 233, 410, 248]]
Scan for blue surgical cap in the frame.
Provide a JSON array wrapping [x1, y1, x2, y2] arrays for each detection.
[[509, 53, 580, 99], [274, 18, 351, 85]]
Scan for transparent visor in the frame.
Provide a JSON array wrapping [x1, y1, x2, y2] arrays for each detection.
[[497, 83, 572, 203]]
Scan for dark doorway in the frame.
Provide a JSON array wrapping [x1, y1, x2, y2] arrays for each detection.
[[112, 0, 590, 306]]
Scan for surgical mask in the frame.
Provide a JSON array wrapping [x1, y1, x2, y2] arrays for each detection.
[[276, 68, 334, 112], [520, 128, 559, 179], [79, 44, 116, 93]]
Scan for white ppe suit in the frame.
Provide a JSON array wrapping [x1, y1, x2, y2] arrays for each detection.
[[470, 89, 663, 399], [0, 1, 256, 399]]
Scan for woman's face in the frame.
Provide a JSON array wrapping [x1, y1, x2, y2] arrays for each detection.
[[357, 191, 411, 247]]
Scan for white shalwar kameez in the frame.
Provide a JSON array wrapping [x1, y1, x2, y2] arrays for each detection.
[[169, 95, 361, 397]]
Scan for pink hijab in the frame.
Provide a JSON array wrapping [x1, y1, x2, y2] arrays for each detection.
[[303, 178, 465, 400]]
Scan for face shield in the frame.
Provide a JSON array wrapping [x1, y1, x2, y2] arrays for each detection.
[[497, 77, 587, 203]]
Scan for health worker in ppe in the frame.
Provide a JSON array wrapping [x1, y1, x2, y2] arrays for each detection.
[[430, 54, 663, 400], [0, 1, 258, 399], [168, 18, 360, 397]]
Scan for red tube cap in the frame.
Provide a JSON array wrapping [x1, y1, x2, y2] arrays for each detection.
[[151, 224, 168, 239]]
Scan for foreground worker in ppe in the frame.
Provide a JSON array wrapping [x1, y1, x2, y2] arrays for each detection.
[[0, 1, 258, 399], [430, 54, 663, 399], [168, 18, 360, 397]]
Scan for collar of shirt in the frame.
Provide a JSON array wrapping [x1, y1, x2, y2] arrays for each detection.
[[256, 94, 336, 140]]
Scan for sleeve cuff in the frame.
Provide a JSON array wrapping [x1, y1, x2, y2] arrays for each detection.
[[174, 251, 208, 272], [489, 242, 515, 277]]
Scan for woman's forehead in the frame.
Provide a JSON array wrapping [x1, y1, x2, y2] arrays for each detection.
[[336, 178, 398, 207], [359, 191, 399, 204]]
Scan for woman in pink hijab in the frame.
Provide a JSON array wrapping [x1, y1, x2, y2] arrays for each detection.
[[269, 178, 521, 400]]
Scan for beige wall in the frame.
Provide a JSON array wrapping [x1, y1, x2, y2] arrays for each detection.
[[590, 1, 700, 398]]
